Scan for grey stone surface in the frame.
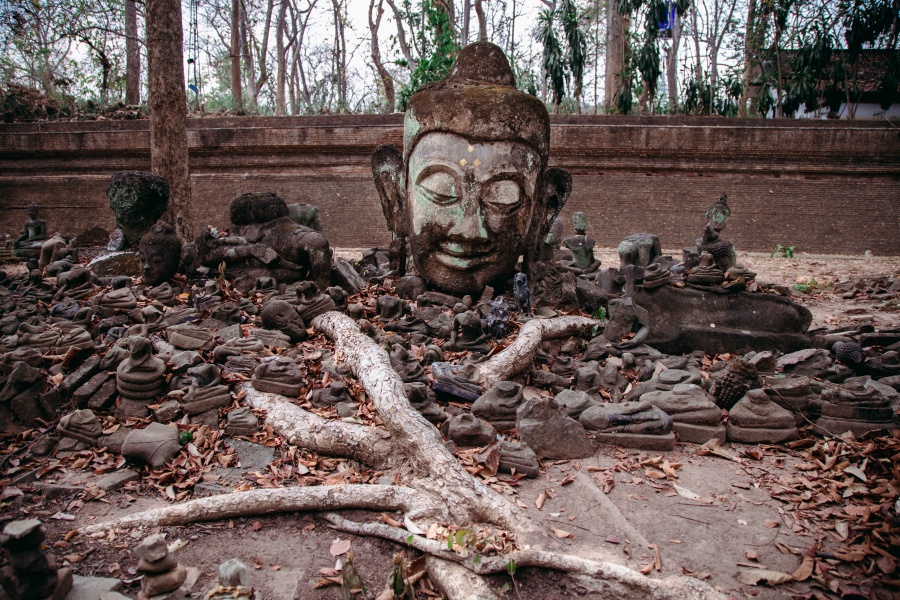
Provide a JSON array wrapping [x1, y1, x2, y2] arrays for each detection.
[[65, 575, 124, 600]]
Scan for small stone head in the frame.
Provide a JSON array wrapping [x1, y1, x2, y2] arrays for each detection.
[[705, 193, 731, 233], [139, 220, 182, 286], [572, 212, 588, 235], [545, 218, 564, 246], [27, 203, 39, 219], [261, 299, 306, 343], [372, 42, 571, 296]]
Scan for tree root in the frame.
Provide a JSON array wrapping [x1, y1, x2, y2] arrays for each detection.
[[241, 383, 395, 468], [311, 311, 522, 529], [78, 485, 440, 534], [478, 316, 598, 388], [426, 556, 500, 600], [324, 513, 724, 600]]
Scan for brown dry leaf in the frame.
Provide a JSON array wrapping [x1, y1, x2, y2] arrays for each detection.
[[680, 566, 711, 580], [661, 460, 682, 478], [745, 550, 758, 561], [605, 535, 621, 544], [735, 569, 793, 586], [380, 513, 402, 528], [792, 556, 815, 581], [763, 520, 779, 529], [250, 520, 263, 532], [313, 577, 342, 588], [644, 469, 667, 480], [550, 527, 573, 539], [329, 539, 351, 556], [640, 544, 662, 575], [535, 490, 547, 510]]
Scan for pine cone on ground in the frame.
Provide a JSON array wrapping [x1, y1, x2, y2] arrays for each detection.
[[711, 358, 760, 410], [832, 341, 866, 364]]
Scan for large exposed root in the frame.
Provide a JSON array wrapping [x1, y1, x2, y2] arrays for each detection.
[[478, 316, 598, 388], [241, 383, 394, 467], [311, 311, 522, 529], [324, 514, 724, 600], [78, 485, 439, 534]]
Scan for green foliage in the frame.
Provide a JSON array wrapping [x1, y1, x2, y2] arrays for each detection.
[[792, 278, 819, 293], [396, 0, 458, 111], [772, 244, 795, 258], [538, 0, 589, 111], [179, 431, 193, 445]]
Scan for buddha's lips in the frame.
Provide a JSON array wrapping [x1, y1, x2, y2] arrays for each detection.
[[434, 243, 494, 270]]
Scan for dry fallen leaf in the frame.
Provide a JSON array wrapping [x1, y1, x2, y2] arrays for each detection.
[[550, 527, 573, 539], [745, 550, 758, 561], [535, 490, 547, 510], [329, 539, 351, 557], [404, 516, 425, 535], [792, 555, 815, 581], [735, 569, 793, 586], [673, 484, 700, 500], [763, 520, 780, 529]]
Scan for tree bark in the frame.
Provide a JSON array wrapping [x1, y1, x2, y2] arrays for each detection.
[[231, 0, 243, 110], [461, 0, 470, 45], [125, 0, 140, 105], [604, 0, 625, 111], [146, 0, 193, 241], [738, 0, 756, 117], [369, 0, 395, 112], [666, 13, 681, 112], [276, 0, 288, 114], [473, 0, 487, 41], [79, 485, 436, 534]]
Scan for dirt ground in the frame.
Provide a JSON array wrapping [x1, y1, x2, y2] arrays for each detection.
[[2, 249, 899, 600]]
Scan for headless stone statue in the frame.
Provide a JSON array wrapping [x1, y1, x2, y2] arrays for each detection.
[[561, 212, 600, 276], [189, 192, 331, 291]]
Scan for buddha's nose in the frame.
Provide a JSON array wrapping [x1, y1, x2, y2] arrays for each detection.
[[448, 198, 489, 243]]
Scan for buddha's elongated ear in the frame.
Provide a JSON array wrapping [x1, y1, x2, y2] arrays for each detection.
[[542, 167, 571, 231], [371, 144, 407, 237]]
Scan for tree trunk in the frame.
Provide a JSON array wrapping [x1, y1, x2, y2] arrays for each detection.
[[666, 13, 681, 112], [604, 0, 625, 111], [473, 0, 487, 42], [125, 0, 140, 104], [369, 0, 395, 112], [240, 0, 257, 106], [276, 0, 287, 114], [738, 0, 756, 117], [231, 0, 243, 110], [146, 0, 193, 241], [461, 0, 470, 45]]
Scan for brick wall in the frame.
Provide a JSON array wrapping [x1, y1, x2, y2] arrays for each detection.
[[1, 115, 897, 254]]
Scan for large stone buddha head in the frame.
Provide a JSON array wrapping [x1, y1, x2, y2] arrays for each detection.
[[373, 42, 571, 296]]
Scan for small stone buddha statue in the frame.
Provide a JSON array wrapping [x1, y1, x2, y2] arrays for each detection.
[[139, 220, 182, 286], [13, 203, 47, 259], [696, 193, 737, 272], [686, 252, 725, 285], [371, 42, 571, 296], [291, 281, 336, 322], [561, 212, 601, 276], [388, 345, 428, 384], [445, 309, 490, 354], [251, 356, 304, 396], [116, 336, 167, 416]]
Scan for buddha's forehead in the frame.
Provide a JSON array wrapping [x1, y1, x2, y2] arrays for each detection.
[[407, 132, 541, 175]]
